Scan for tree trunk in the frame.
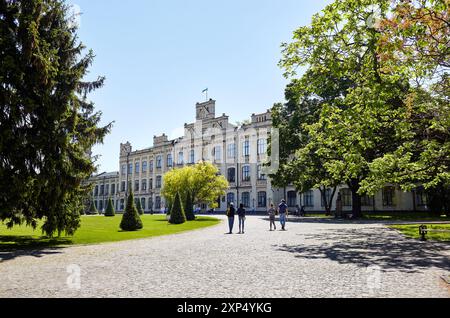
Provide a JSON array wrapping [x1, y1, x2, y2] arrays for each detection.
[[348, 179, 362, 219]]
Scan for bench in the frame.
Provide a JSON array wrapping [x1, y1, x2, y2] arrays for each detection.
[[419, 225, 450, 241]]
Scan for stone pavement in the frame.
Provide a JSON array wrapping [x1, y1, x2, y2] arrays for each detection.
[[0, 216, 449, 298]]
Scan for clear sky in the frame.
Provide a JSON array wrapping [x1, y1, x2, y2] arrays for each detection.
[[68, 0, 333, 172]]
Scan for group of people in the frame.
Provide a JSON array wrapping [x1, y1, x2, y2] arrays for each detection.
[[226, 199, 290, 234]]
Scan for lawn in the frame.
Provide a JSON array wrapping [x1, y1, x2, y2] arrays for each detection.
[[363, 212, 449, 221], [391, 224, 450, 242], [0, 215, 221, 249]]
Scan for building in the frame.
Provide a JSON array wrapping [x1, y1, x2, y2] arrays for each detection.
[[88, 99, 429, 214]]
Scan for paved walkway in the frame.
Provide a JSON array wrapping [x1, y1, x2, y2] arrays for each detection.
[[0, 216, 449, 298]]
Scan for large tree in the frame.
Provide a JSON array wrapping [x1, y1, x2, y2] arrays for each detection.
[[162, 162, 228, 210], [0, 0, 112, 236]]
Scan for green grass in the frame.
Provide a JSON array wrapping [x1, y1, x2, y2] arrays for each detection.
[[391, 224, 450, 242], [363, 212, 449, 221], [0, 215, 221, 250]]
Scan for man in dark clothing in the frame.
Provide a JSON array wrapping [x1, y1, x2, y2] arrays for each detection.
[[278, 199, 288, 231], [237, 204, 246, 234], [227, 203, 236, 234]]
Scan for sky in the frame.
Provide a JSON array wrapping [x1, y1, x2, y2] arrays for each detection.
[[68, 0, 333, 172]]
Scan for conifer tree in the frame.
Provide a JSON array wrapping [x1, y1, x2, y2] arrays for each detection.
[[184, 193, 196, 221], [105, 198, 115, 217], [169, 193, 186, 225], [120, 191, 143, 231], [136, 199, 144, 215]]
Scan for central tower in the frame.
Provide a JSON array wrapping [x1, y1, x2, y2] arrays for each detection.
[[196, 99, 216, 121]]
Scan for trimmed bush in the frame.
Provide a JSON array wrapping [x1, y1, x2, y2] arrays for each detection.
[[105, 198, 115, 217], [169, 192, 186, 224], [120, 191, 143, 231], [136, 199, 144, 215], [88, 201, 99, 215], [184, 193, 196, 221]]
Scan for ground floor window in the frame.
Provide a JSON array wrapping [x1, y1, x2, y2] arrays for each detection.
[[242, 192, 250, 208], [120, 199, 125, 210], [227, 193, 235, 205], [258, 192, 267, 208], [341, 189, 352, 207], [287, 191, 297, 207], [155, 197, 161, 209], [416, 187, 427, 206], [141, 198, 146, 210], [303, 191, 314, 207], [361, 195, 374, 207], [321, 189, 332, 207], [383, 186, 396, 207]]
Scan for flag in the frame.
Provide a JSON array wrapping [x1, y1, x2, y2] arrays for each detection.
[[202, 88, 208, 93]]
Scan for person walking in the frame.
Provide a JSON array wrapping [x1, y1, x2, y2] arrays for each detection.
[[268, 203, 277, 231], [278, 199, 288, 231], [226, 203, 236, 234], [237, 203, 246, 234]]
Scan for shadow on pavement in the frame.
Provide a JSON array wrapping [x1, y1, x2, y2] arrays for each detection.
[[0, 235, 68, 262], [274, 227, 450, 273]]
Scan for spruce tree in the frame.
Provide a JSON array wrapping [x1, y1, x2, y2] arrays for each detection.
[[89, 201, 99, 215], [105, 198, 115, 217], [169, 193, 186, 225], [120, 191, 143, 231], [184, 193, 196, 221], [0, 0, 112, 236], [136, 199, 144, 215]]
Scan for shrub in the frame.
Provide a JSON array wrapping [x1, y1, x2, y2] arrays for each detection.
[[169, 192, 186, 224], [136, 199, 144, 215], [88, 201, 99, 215], [184, 193, 196, 221], [120, 191, 143, 231], [105, 198, 115, 217]]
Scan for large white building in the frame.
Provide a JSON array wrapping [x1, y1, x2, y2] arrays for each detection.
[[88, 99, 428, 214]]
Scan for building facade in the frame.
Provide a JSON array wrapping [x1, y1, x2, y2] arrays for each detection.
[[88, 99, 429, 214]]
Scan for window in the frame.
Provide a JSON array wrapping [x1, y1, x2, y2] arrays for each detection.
[[243, 138, 250, 157], [134, 180, 139, 192], [227, 168, 236, 183], [128, 163, 133, 174], [111, 184, 115, 195], [149, 178, 153, 190], [227, 143, 236, 159], [141, 198, 146, 211], [321, 189, 332, 207], [155, 196, 161, 209], [189, 150, 195, 164], [142, 161, 148, 173], [287, 191, 297, 207], [303, 190, 314, 207], [142, 179, 147, 191], [150, 161, 154, 172], [156, 176, 162, 188], [227, 193, 235, 205], [167, 154, 173, 167], [416, 187, 427, 206], [178, 152, 184, 165], [120, 199, 125, 210], [214, 146, 222, 161], [341, 189, 352, 207], [121, 165, 126, 175], [241, 192, 250, 208], [121, 181, 126, 192], [148, 198, 153, 211], [361, 195, 374, 207], [383, 186, 396, 206], [99, 200, 104, 212], [258, 192, 267, 208], [156, 156, 162, 169], [242, 165, 251, 182], [257, 139, 266, 155], [105, 184, 109, 196], [94, 185, 99, 196], [257, 165, 266, 180], [135, 162, 140, 173], [100, 185, 104, 196]]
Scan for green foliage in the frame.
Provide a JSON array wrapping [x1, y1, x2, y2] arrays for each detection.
[[136, 199, 144, 215], [120, 191, 143, 231], [184, 193, 196, 221], [89, 201, 99, 215], [169, 193, 186, 225], [162, 162, 228, 209], [0, 0, 112, 237], [105, 198, 115, 217]]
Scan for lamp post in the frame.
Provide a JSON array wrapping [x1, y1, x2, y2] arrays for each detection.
[[122, 143, 132, 201]]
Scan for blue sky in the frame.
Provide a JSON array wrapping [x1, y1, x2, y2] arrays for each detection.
[[69, 0, 333, 172]]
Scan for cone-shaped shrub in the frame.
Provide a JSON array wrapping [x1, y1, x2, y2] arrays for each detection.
[[169, 192, 186, 224], [136, 199, 144, 215], [89, 201, 98, 215], [184, 193, 196, 221], [120, 191, 143, 231], [105, 198, 115, 217]]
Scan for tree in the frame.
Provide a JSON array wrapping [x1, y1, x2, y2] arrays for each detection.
[[169, 192, 186, 225], [136, 198, 144, 215], [279, 0, 411, 217], [120, 191, 143, 231], [0, 0, 112, 236], [88, 201, 99, 215], [104, 198, 115, 217], [162, 162, 228, 210], [184, 192, 196, 221]]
